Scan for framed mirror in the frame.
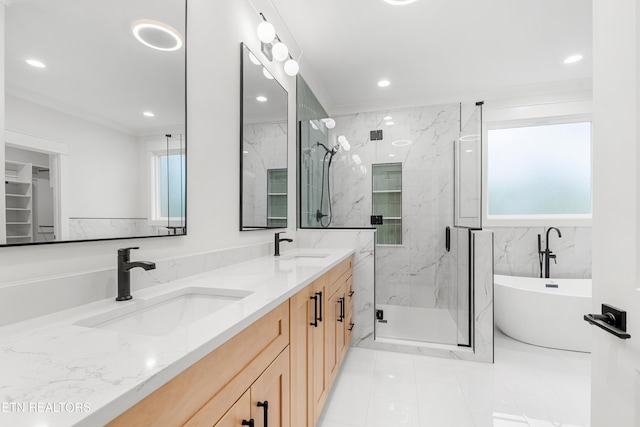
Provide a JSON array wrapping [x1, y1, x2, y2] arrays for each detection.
[[240, 43, 288, 231], [2, 0, 186, 246]]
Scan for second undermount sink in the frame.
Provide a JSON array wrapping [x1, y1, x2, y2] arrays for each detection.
[[74, 287, 252, 336]]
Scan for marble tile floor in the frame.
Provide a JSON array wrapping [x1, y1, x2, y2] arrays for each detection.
[[318, 329, 590, 427]]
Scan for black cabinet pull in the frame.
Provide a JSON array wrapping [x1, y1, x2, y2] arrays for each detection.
[[348, 290, 354, 297], [242, 419, 254, 427], [316, 291, 323, 322], [348, 322, 355, 331], [257, 401, 269, 427], [310, 295, 318, 327], [338, 297, 345, 322]]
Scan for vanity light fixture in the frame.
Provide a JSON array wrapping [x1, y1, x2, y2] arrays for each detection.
[[143, 111, 155, 117], [272, 42, 289, 61], [564, 54, 583, 64], [249, 52, 261, 65], [378, 79, 391, 88], [337, 135, 351, 151], [256, 96, 268, 102], [321, 118, 336, 129], [256, 13, 299, 76], [132, 19, 183, 52], [262, 67, 274, 80], [26, 59, 46, 68]]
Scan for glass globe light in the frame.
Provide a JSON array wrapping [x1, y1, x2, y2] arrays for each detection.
[[257, 21, 276, 43], [284, 59, 299, 76]]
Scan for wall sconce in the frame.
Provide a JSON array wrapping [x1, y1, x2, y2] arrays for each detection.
[[257, 13, 299, 77]]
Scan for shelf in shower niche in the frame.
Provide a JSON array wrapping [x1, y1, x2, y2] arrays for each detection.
[[372, 190, 401, 193]]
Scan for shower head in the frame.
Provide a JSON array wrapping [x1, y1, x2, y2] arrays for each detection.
[[317, 141, 339, 155]]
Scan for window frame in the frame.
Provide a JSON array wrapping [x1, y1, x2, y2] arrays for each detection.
[[483, 114, 593, 227]]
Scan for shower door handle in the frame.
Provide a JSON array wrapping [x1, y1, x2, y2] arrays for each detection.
[[445, 226, 451, 252]]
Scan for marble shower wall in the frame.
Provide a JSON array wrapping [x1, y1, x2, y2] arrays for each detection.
[[328, 104, 460, 311], [490, 226, 591, 278], [242, 121, 288, 227]]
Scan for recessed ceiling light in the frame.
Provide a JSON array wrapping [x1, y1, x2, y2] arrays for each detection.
[[389, 154, 396, 158], [386, 121, 394, 126], [143, 111, 155, 117], [564, 54, 583, 64], [132, 19, 183, 52], [256, 96, 268, 102], [378, 80, 391, 88], [26, 59, 46, 68], [383, 116, 392, 120], [384, 0, 417, 4]]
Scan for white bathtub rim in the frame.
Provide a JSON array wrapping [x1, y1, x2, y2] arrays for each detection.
[[494, 274, 591, 298]]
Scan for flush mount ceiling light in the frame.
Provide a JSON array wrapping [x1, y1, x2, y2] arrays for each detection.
[[564, 54, 583, 64], [26, 59, 46, 68], [256, 96, 268, 102], [378, 80, 391, 88], [384, 0, 417, 5], [143, 111, 155, 117], [392, 140, 413, 146], [132, 19, 183, 52]]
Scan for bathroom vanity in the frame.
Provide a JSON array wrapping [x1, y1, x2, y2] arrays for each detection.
[[0, 249, 354, 426]]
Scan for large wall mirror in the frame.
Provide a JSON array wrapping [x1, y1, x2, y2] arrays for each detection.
[[240, 43, 288, 231], [2, 0, 186, 246]]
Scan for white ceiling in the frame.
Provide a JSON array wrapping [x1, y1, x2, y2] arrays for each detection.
[[5, 0, 185, 135], [270, 0, 592, 115]]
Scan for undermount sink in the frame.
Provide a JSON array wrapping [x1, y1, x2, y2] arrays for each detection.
[[74, 287, 252, 336], [279, 253, 330, 260]]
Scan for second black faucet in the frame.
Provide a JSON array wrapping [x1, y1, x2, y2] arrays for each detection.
[[116, 247, 156, 301], [274, 232, 293, 256]]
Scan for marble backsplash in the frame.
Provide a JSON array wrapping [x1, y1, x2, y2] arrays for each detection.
[[489, 226, 591, 278]]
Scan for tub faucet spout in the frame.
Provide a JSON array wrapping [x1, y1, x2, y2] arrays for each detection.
[[541, 227, 562, 278]]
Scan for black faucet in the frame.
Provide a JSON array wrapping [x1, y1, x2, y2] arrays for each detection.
[[116, 247, 156, 301], [538, 227, 562, 279], [274, 232, 293, 256]]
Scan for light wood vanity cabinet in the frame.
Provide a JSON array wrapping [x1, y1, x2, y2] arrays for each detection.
[[108, 256, 353, 427], [290, 255, 354, 426]]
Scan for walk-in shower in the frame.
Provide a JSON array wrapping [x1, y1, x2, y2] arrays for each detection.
[[298, 77, 483, 348]]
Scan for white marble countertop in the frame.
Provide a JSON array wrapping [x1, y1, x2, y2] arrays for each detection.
[[0, 248, 354, 427]]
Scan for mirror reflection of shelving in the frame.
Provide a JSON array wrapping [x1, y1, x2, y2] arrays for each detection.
[[267, 169, 287, 228], [5, 161, 33, 243]]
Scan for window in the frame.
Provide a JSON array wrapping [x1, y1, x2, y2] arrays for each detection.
[[372, 163, 402, 245], [487, 122, 591, 220], [152, 150, 186, 223]]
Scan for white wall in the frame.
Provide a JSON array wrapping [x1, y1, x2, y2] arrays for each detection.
[[0, 0, 297, 283], [6, 96, 141, 218], [0, 5, 5, 243]]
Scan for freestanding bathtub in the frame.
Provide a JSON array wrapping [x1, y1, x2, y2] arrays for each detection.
[[494, 274, 592, 352]]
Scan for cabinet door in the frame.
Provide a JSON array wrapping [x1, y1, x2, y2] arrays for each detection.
[[326, 283, 346, 387], [214, 391, 252, 427], [289, 284, 314, 427], [311, 275, 328, 424], [251, 349, 290, 427]]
